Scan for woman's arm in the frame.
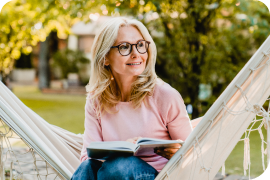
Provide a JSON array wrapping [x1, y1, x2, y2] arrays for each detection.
[[166, 91, 192, 140], [80, 97, 103, 162], [154, 86, 193, 159]]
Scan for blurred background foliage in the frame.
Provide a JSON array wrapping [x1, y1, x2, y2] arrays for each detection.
[[51, 49, 89, 79], [0, 0, 269, 119]]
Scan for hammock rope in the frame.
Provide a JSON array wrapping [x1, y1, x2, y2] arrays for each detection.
[[0, 118, 62, 179]]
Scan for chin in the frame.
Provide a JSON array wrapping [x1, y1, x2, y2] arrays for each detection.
[[131, 69, 145, 77]]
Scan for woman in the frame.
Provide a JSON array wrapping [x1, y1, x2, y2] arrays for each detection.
[[72, 17, 192, 180]]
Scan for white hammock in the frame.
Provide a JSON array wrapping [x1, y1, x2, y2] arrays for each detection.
[[0, 35, 270, 179]]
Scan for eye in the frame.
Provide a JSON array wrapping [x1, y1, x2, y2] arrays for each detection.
[[119, 43, 130, 50], [138, 41, 145, 47]]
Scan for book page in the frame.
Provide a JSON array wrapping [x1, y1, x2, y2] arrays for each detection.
[[136, 138, 184, 145], [89, 141, 137, 151]]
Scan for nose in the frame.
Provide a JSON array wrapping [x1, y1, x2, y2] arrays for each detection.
[[130, 44, 140, 58]]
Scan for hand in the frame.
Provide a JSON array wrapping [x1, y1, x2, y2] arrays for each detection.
[[154, 139, 182, 160], [126, 136, 142, 144]]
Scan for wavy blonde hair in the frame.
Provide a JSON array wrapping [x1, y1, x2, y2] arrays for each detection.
[[86, 17, 157, 117]]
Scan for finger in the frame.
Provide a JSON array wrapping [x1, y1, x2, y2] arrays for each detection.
[[134, 136, 142, 140], [126, 139, 136, 144], [164, 148, 179, 153], [155, 147, 179, 152], [164, 148, 179, 151], [126, 139, 132, 143], [156, 151, 174, 160], [170, 144, 181, 148]]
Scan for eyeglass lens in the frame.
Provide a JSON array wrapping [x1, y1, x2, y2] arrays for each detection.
[[118, 41, 149, 56]]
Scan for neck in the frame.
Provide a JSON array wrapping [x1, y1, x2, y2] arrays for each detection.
[[113, 74, 136, 102]]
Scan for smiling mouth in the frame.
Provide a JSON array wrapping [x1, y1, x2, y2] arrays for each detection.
[[126, 62, 142, 65]]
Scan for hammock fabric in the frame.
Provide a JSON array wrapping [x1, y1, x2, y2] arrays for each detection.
[[0, 35, 270, 179]]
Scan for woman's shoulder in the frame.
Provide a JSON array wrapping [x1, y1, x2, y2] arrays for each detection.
[[152, 78, 182, 100], [149, 78, 184, 110], [85, 92, 99, 112], [150, 79, 186, 120]]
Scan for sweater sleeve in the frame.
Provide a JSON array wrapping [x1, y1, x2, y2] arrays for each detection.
[[80, 97, 103, 162], [166, 89, 192, 141], [154, 82, 192, 141]]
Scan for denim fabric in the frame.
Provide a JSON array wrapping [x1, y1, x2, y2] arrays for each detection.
[[71, 156, 158, 180]]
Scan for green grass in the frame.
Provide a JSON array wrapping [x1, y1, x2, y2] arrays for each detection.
[[13, 85, 86, 134], [12, 85, 268, 177]]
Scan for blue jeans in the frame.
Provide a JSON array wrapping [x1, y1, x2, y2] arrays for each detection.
[[71, 156, 159, 180]]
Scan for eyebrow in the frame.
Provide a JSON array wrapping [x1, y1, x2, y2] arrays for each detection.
[[116, 39, 144, 45]]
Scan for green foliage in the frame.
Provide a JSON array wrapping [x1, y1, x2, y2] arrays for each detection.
[[51, 49, 89, 79], [0, 0, 82, 77]]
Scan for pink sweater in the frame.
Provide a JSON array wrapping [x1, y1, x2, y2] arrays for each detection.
[[80, 80, 192, 172]]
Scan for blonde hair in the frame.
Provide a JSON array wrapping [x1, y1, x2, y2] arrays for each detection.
[[86, 17, 157, 117]]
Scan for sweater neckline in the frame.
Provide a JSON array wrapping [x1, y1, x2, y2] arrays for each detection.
[[118, 101, 132, 104]]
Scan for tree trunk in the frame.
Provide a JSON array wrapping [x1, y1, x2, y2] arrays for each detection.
[[38, 35, 50, 90], [38, 31, 59, 89]]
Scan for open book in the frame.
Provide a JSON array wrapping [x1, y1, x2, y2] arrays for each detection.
[[87, 138, 184, 160]]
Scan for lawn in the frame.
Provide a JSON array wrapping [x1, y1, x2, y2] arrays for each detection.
[[12, 85, 267, 177], [13, 85, 86, 134]]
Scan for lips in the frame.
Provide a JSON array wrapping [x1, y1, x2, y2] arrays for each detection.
[[126, 62, 142, 65]]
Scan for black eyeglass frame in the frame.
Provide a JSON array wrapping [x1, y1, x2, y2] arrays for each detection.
[[111, 40, 151, 56]]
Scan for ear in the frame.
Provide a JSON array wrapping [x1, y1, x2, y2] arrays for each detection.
[[104, 57, 110, 66]]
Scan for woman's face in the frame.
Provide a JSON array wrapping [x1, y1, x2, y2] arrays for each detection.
[[105, 26, 148, 80]]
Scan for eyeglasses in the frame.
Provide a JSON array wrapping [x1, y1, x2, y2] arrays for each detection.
[[111, 40, 151, 56]]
